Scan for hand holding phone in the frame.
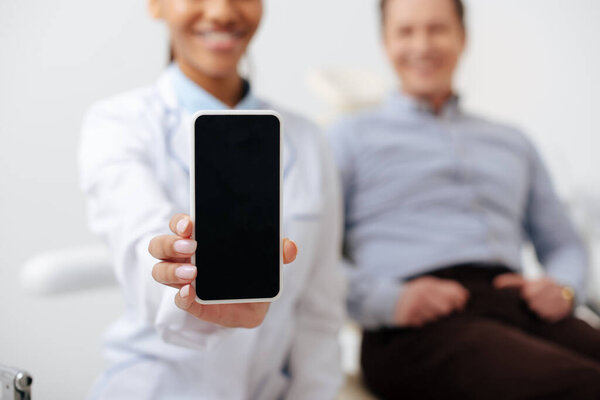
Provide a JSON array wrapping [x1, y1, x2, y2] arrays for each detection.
[[149, 214, 297, 328], [149, 110, 295, 327]]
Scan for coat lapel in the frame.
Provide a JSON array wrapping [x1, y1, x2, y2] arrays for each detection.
[[154, 67, 296, 180]]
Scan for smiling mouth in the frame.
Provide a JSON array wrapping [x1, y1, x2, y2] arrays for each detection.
[[404, 58, 443, 74], [194, 30, 246, 51]]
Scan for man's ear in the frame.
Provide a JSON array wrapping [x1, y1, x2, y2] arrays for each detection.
[[148, 0, 163, 20]]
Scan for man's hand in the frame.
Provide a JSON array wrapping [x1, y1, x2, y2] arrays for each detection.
[[394, 276, 470, 327], [149, 213, 298, 328], [493, 273, 573, 322]]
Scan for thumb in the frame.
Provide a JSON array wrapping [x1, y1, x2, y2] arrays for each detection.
[[283, 238, 298, 264]]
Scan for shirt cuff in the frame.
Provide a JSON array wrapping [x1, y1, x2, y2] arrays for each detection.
[[364, 279, 405, 328], [155, 286, 232, 351]]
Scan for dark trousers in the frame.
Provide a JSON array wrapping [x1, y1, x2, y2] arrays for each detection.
[[361, 265, 600, 400]]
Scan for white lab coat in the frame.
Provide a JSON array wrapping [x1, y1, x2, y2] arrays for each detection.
[[79, 69, 346, 400]]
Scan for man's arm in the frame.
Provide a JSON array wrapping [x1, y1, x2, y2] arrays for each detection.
[[523, 140, 588, 303], [327, 119, 404, 329]]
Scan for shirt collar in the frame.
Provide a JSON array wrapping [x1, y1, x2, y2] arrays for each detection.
[[385, 90, 461, 119], [168, 63, 262, 113]]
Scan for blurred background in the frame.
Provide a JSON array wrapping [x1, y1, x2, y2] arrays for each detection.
[[1, 0, 599, 398]]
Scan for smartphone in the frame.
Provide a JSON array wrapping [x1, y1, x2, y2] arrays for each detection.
[[190, 110, 282, 304]]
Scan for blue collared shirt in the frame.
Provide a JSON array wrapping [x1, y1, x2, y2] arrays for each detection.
[[328, 92, 588, 328], [169, 63, 261, 112]]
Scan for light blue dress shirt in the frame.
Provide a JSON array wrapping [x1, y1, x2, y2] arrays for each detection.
[[170, 63, 261, 112], [328, 92, 588, 329]]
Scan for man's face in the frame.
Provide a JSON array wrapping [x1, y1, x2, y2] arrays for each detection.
[[383, 0, 465, 100]]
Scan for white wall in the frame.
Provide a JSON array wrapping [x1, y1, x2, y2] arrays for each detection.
[[458, 0, 600, 199], [0, 1, 599, 399], [0, 2, 165, 399]]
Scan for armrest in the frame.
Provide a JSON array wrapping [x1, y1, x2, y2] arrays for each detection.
[[306, 67, 387, 125], [20, 243, 116, 295], [575, 305, 600, 329], [584, 234, 600, 311]]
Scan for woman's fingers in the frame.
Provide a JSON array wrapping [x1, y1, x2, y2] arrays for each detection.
[[149, 234, 197, 261], [152, 227, 292, 265], [175, 284, 198, 311], [283, 238, 297, 264], [151, 225, 296, 328], [152, 262, 197, 288], [169, 213, 193, 238]]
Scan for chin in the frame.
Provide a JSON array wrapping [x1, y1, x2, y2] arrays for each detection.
[[209, 67, 240, 79], [404, 79, 450, 99]]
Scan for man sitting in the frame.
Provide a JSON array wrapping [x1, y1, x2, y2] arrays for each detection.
[[328, 0, 600, 398]]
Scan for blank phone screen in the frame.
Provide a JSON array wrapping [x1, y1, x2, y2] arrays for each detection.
[[193, 113, 280, 301]]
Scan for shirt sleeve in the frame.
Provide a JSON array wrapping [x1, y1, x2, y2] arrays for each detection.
[[523, 139, 589, 303], [327, 119, 404, 329], [343, 258, 404, 328], [79, 101, 230, 351]]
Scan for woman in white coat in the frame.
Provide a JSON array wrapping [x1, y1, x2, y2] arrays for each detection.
[[79, 0, 345, 399]]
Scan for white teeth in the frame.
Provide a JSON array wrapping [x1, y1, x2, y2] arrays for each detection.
[[202, 31, 237, 42], [407, 59, 438, 70]]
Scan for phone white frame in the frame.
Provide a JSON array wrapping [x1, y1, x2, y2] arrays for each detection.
[[190, 110, 283, 304]]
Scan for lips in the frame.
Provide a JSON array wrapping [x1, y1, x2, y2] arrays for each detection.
[[403, 57, 444, 75], [194, 29, 246, 51]]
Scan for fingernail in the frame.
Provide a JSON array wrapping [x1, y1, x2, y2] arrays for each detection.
[[174, 240, 196, 254], [175, 265, 196, 280], [177, 218, 189, 234], [180, 285, 190, 298]]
